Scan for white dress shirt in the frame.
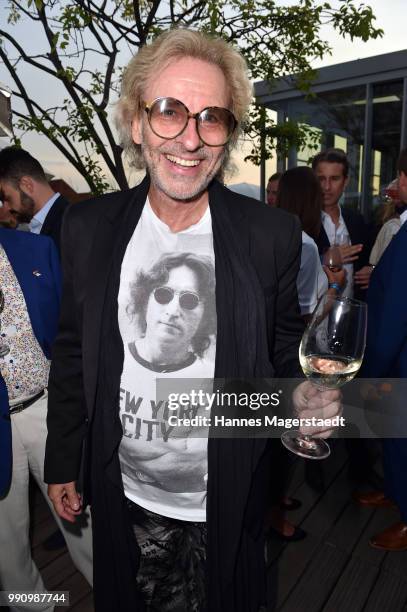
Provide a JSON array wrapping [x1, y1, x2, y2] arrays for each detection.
[[321, 208, 353, 299], [400, 209, 407, 226]]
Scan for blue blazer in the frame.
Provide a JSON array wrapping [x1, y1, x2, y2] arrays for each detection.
[[362, 221, 407, 520], [363, 221, 407, 378], [0, 228, 61, 497]]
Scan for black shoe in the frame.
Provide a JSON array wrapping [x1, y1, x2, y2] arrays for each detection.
[[269, 525, 307, 542], [279, 497, 302, 511], [42, 529, 66, 551]]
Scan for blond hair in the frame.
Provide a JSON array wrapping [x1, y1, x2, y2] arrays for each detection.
[[115, 28, 253, 170]]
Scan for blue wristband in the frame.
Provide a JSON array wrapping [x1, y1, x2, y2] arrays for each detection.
[[328, 282, 342, 292]]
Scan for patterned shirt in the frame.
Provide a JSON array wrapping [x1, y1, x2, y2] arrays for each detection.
[[0, 245, 49, 404]]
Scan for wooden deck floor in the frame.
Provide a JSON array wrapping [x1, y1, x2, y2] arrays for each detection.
[[27, 441, 407, 612], [266, 441, 407, 612]]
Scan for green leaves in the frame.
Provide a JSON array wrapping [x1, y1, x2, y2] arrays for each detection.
[[2, 0, 383, 192]]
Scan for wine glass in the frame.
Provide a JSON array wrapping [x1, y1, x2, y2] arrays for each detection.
[[334, 230, 350, 248], [281, 293, 367, 460], [0, 288, 10, 358], [322, 245, 343, 273]]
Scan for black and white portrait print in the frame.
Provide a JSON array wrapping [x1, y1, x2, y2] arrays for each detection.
[[125, 252, 216, 373]]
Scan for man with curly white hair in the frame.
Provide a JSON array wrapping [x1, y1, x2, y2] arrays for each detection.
[[45, 28, 340, 612]]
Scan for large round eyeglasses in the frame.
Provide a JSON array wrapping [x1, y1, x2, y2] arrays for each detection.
[[143, 97, 237, 147]]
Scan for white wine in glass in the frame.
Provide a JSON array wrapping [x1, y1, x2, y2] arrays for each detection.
[[281, 293, 367, 460], [322, 246, 343, 273]]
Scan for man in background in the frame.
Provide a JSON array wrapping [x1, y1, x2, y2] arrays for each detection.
[[357, 149, 407, 550], [266, 172, 281, 207], [0, 227, 92, 609], [0, 147, 69, 254], [0, 146, 70, 551], [312, 148, 372, 299]]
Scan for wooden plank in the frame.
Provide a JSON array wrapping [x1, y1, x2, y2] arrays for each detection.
[[299, 469, 351, 537], [271, 531, 325, 609], [31, 513, 60, 549], [284, 457, 305, 496], [41, 551, 78, 590], [326, 499, 375, 553], [55, 572, 91, 609], [69, 592, 94, 611], [30, 490, 52, 527], [364, 570, 407, 611], [266, 444, 348, 570], [351, 507, 399, 565], [382, 547, 407, 578], [32, 541, 67, 571], [323, 556, 379, 612], [268, 451, 358, 608], [279, 542, 348, 612]]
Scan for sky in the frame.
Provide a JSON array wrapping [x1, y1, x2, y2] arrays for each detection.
[[0, 0, 406, 191], [241, 0, 407, 186]]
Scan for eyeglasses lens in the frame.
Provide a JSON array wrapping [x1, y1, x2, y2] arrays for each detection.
[[149, 98, 185, 139], [148, 97, 235, 146], [153, 287, 199, 310]]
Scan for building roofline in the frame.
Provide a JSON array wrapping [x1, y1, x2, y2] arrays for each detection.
[[255, 48, 407, 105]]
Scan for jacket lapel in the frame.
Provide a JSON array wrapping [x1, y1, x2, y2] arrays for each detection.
[[316, 223, 330, 254], [40, 195, 68, 235], [82, 177, 150, 421], [341, 208, 356, 244]]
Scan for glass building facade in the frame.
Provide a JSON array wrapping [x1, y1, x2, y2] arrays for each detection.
[[254, 50, 407, 219]]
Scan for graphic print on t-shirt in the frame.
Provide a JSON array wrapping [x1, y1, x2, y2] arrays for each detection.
[[118, 200, 216, 521]]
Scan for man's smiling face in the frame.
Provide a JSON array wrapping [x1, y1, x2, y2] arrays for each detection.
[[131, 57, 230, 202]]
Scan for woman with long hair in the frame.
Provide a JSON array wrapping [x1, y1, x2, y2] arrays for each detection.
[[277, 166, 345, 319], [264, 166, 345, 543]]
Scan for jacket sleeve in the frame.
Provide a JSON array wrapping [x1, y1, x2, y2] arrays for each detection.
[[44, 208, 87, 484], [362, 227, 407, 378], [272, 215, 305, 377], [42, 237, 62, 358]]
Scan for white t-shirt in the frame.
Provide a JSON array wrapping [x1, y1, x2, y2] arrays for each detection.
[[298, 232, 328, 316], [117, 200, 216, 521]]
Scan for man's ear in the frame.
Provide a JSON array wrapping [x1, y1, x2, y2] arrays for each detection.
[[19, 175, 35, 196], [131, 115, 143, 145]]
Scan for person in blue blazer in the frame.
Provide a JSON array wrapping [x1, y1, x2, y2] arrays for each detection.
[[0, 228, 60, 497], [0, 227, 93, 601], [358, 149, 407, 551]]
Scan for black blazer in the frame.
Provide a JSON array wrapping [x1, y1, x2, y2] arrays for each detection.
[[45, 176, 304, 611], [40, 194, 70, 255], [315, 207, 372, 299]]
